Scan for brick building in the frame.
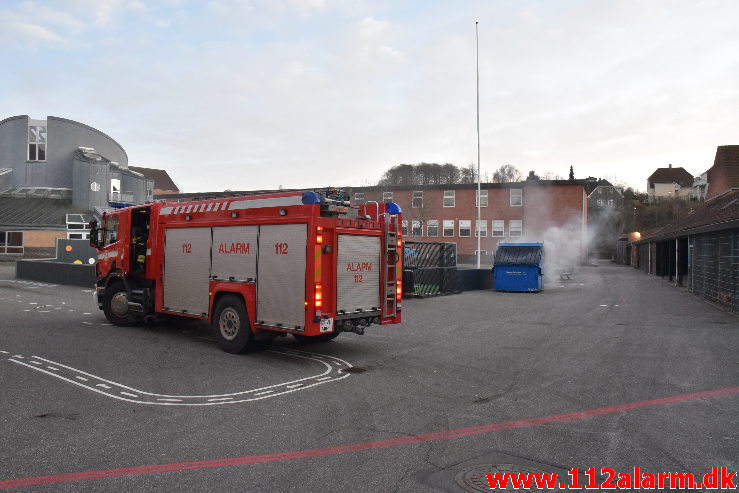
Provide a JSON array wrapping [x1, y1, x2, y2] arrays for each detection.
[[349, 180, 589, 264]]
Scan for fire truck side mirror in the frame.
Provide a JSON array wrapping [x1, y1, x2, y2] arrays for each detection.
[[88, 220, 100, 249]]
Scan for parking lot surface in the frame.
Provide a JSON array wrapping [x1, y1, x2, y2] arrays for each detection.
[[0, 263, 737, 491]]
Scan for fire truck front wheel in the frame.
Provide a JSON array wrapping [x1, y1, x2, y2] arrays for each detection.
[[212, 295, 255, 354], [103, 282, 135, 326]]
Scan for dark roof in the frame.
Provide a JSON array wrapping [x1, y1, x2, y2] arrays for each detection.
[[639, 188, 739, 241], [128, 166, 179, 192], [0, 197, 87, 229], [647, 166, 694, 188]]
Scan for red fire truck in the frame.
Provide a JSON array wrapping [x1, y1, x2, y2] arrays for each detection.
[[89, 189, 402, 353]]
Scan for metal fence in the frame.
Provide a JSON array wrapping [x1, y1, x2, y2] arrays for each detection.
[[403, 241, 460, 297]]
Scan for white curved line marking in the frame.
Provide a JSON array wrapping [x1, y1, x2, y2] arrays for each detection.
[[8, 349, 352, 406]]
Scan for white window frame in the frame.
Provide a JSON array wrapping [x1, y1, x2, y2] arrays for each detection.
[[443, 190, 455, 207], [412, 191, 423, 208], [473, 249, 487, 256], [27, 125, 47, 162], [411, 220, 422, 237], [476, 189, 488, 207], [382, 191, 393, 203], [426, 219, 438, 237], [442, 219, 454, 237], [458, 219, 471, 237], [401, 220, 408, 236], [509, 219, 522, 237], [0, 231, 24, 254], [492, 219, 505, 237], [475, 220, 487, 237], [354, 192, 366, 205], [510, 188, 522, 207]]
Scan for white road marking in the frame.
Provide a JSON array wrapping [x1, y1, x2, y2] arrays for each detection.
[[38, 311, 50, 313], [83, 313, 92, 315], [83, 322, 92, 325], [600, 304, 608, 307], [0, 351, 8, 354], [23, 309, 30, 312], [8, 349, 353, 406], [29, 303, 37, 305], [29, 361, 42, 365], [13, 355, 24, 359]]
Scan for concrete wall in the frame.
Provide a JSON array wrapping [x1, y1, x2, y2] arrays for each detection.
[[16, 259, 95, 287]]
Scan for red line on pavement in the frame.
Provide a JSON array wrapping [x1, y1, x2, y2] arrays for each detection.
[[2, 386, 737, 490]]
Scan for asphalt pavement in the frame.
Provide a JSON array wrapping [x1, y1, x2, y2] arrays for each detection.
[[0, 262, 737, 492]]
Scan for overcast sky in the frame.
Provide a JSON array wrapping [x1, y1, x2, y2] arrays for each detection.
[[1, 0, 737, 193]]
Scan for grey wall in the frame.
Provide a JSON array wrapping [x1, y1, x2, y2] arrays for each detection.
[[72, 158, 112, 210], [0, 115, 128, 189], [0, 116, 29, 184], [0, 168, 11, 193]]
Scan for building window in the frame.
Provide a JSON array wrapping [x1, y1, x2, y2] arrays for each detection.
[[510, 188, 522, 207], [412, 191, 423, 208], [492, 220, 504, 237], [354, 192, 366, 205], [476, 190, 488, 207], [0, 231, 24, 254], [426, 219, 438, 237], [411, 220, 422, 237], [458, 220, 471, 237], [509, 220, 522, 237], [443, 190, 455, 207], [382, 191, 393, 203], [442, 219, 454, 237], [28, 125, 47, 161], [402, 220, 408, 236], [475, 220, 487, 237]]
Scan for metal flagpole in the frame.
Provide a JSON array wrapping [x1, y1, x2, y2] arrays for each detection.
[[476, 21, 481, 269]]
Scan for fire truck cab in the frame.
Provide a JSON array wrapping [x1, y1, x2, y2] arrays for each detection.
[[89, 190, 402, 353]]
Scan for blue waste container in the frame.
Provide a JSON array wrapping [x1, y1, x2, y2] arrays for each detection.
[[493, 242, 543, 292]]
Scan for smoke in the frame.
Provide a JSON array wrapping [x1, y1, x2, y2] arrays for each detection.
[[500, 185, 594, 284]]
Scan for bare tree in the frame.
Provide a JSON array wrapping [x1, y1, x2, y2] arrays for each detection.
[[492, 164, 522, 183]]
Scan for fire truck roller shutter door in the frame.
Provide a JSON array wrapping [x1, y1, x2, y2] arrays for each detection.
[[163, 227, 211, 315], [337, 235, 381, 314], [257, 224, 307, 329], [211, 226, 258, 281]]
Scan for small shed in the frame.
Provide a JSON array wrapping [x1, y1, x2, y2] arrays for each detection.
[[493, 242, 544, 292]]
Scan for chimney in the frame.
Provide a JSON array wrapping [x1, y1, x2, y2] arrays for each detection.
[[669, 163, 672, 168]]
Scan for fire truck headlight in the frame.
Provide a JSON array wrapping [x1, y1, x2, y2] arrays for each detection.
[[279, 208, 287, 216]]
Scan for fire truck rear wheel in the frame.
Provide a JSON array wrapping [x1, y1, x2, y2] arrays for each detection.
[[293, 332, 339, 344], [103, 282, 134, 326], [212, 295, 255, 354]]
